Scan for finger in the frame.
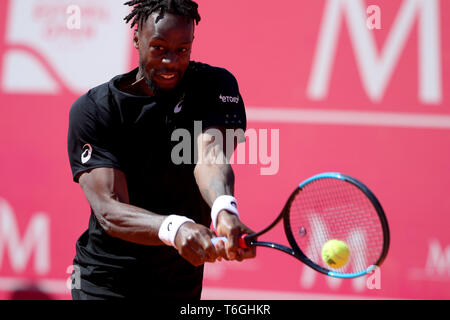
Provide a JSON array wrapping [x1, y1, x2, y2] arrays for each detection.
[[204, 242, 219, 263], [239, 247, 257, 260], [214, 239, 228, 261], [225, 233, 239, 260], [199, 234, 219, 263], [180, 238, 207, 266], [191, 243, 208, 266], [235, 248, 244, 262], [186, 248, 206, 266]]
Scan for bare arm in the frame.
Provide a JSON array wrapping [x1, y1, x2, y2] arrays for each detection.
[[194, 127, 256, 261], [78, 167, 220, 266], [79, 167, 165, 246], [194, 136, 235, 206]]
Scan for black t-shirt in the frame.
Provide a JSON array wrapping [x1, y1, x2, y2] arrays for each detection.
[[67, 61, 246, 299]]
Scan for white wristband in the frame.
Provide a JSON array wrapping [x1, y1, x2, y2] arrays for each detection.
[[211, 195, 240, 230], [158, 215, 194, 248]]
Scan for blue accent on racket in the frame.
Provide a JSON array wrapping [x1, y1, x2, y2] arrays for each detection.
[[328, 265, 377, 279]]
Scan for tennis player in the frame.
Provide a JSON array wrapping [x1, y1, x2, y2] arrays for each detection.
[[67, 0, 256, 299]]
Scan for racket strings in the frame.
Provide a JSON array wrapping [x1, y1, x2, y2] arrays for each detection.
[[289, 178, 384, 274]]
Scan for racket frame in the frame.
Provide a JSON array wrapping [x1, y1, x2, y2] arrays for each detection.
[[242, 172, 390, 278], [213, 172, 390, 279], [284, 172, 390, 278]]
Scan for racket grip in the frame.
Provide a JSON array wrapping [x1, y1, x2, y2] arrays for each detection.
[[210, 236, 227, 246], [211, 234, 249, 249]]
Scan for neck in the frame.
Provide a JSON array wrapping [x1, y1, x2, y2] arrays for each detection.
[[130, 67, 155, 96]]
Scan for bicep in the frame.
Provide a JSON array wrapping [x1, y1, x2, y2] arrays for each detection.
[[79, 167, 129, 213]]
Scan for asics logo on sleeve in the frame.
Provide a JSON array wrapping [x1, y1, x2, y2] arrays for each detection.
[[219, 94, 239, 104], [81, 144, 92, 164]]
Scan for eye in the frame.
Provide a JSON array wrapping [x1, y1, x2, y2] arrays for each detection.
[[178, 47, 190, 55], [152, 45, 165, 52]]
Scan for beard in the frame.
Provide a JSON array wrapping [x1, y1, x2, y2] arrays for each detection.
[[144, 69, 162, 95], [140, 62, 182, 97]]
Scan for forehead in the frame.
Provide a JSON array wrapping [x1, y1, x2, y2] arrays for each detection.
[[140, 11, 194, 41]]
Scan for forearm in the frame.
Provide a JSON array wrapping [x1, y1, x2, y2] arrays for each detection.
[[92, 198, 167, 246], [92, 197, 224, 266], [194, 162, 235, 207], [194, 160, 255, 261]]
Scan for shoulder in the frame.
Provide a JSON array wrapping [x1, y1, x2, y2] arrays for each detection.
[[69, 82, 112, 126], [185, 61, 240, 89]]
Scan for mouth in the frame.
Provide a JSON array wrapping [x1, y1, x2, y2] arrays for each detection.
[[156, 72, 178, 82], [148, 69, 182, 91]]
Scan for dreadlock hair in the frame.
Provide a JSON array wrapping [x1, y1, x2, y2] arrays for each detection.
[[124, 0, 201, 30]]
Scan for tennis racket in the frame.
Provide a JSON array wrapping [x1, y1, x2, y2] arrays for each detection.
[[211, 172, 390, 278]]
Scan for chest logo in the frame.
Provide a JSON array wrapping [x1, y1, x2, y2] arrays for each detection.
[[174, 96, 185, 114], [219, 94, 240, 104]]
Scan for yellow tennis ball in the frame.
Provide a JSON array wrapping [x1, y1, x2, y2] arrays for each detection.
[[321, 239, 350, 268]]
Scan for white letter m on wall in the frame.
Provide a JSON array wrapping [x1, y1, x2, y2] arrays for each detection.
[[0, 198, 50, 275], [307, 0, 442, 104]]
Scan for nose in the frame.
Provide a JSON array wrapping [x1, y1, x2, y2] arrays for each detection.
[[162, 51, 178, 66]]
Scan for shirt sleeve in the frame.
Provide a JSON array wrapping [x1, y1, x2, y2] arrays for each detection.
[[67, 93, 122, 183], [200, 68, 247, 134]]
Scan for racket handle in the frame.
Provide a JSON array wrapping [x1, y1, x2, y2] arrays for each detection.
[[211, 234, 249, 249], [210, 236, 227, 246]]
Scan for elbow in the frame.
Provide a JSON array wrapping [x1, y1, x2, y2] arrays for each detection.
[[92, 203, 118, 237], [95, 210, 114, 236]]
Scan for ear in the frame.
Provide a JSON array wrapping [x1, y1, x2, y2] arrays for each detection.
[[133, 29, 139, 49]]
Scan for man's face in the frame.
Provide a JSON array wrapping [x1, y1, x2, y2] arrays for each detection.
[[134, 11, 194, 94]]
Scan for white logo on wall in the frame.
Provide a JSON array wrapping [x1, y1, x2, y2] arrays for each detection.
[[0, 198, 50, 275], [81, 144, 92, 164], [307, 0, 442, 104], [408, 238, 450, 281], [1, 0, 130, 94]]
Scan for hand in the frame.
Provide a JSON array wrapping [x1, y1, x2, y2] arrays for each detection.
[[215, 210, 257, 261], [174, 222, 222, 266]]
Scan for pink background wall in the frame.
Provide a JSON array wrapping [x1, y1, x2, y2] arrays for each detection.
[[0, 0, 449, 299]]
